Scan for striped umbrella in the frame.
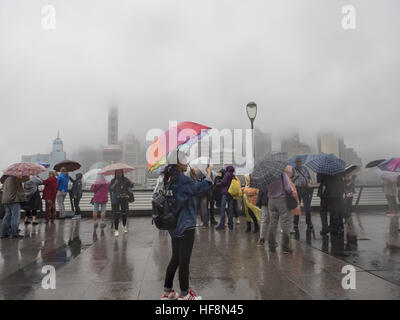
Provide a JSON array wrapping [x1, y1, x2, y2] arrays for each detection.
[[249, 159, 287, 192], [305, 153, 345, 175]]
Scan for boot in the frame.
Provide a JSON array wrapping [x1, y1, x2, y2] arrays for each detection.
[[246, 222, 251, 232]]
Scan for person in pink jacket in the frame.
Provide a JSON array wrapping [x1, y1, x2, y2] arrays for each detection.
[[90, 175, 110, 228]]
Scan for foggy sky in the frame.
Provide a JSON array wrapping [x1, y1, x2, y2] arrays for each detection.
[[0, 0, 399, 170]]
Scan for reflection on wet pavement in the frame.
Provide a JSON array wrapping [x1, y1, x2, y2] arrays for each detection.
[[0, 213, 399, 300]]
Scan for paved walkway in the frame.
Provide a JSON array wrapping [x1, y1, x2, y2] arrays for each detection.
[[0, 213, 399, 300]]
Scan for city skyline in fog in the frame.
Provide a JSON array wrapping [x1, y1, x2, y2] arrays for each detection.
[[1, 0, 399, 171]]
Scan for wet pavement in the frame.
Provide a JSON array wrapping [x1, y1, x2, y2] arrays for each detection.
[[0, 212, 400, 300]]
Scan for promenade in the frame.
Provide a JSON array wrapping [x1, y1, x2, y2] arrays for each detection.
[[0, 213, 399, 300]]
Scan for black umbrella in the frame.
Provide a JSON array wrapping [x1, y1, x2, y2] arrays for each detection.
[[249, 159, 287, 192], [54, 160, 81, 172], [365, 159, 386, 168], [345, 165, 360, 175]]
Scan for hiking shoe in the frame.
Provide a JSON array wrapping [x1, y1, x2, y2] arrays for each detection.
[[161, 289, 178, 300], [114, 230, 119, 237], [178, 289, 202, 301]]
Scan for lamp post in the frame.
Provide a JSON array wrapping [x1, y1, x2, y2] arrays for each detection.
[[246, 101, 257, 165]]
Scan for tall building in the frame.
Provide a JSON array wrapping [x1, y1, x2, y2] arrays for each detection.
[[21, 132, 67, 174], [317, 132, 362, 166], [281, 132, 311, 159], [254, 128, 272, 163], [103, 106, 122, 163], [121, 134, 147, 185]]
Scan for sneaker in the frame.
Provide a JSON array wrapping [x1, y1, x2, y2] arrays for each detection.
[[178, 289, 202, 301], [123, 226, 128, 233], [235, 218, 240, 225], [114, 230, 119, 237], [161, 289, 179, 300], [72, 215, 81, 220]]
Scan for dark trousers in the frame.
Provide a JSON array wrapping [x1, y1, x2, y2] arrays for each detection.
[[112, 199, 129, 230], [71, 196, 82, 215], [233, 199, 239, 218], [293, 187, 312, 226], [344, 197, 353, 220], [25, 210, 37, 218], [164, 228, 195, 293], [209, 200, 217, 223], [320, 197, 344, 232]]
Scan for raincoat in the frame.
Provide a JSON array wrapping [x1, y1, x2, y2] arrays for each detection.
[[242, 176, 261, 223]]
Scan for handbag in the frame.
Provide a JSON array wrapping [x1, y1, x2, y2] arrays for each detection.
[[281, 175, 298, 210]]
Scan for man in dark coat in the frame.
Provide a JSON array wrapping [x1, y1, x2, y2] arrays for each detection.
[[70, 173, 83, 218]]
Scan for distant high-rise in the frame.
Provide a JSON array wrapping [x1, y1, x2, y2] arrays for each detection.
[[281, 131, 311, 159], [103, 106, 122, 164]]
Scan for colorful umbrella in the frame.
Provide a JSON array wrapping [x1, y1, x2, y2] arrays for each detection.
[[3, 162, 46, 178], [147, 121, 211, 173], [54, 160, 81, 172], [249, 159, 287, 191], [99, 163, 135, 176], [305, 153, 345, 175], [365, 159, 386, 168], [377, 158, 400, 173]]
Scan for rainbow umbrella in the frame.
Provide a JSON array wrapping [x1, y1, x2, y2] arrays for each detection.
[[3, 162, 46, 178], [378, 158, 400, 173], [147, 121, 211, 173]]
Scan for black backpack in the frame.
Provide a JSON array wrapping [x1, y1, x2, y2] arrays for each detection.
[[152, 181, 183, 231]]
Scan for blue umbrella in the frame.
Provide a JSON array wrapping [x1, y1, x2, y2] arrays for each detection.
[[287, 154, 310, 166], [305, 153, 345, 175], [37, 162, 50, 169]]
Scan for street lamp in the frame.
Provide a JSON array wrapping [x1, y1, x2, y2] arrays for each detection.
[[246, 101, 257, 165]]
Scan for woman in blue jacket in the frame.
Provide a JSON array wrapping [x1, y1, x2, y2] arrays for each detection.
[[161, 151, 212, 301]]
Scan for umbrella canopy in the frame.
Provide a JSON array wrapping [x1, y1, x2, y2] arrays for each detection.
[[3, 162, 46, 178], [305, 153, 345, 176], [287, 154, 310, 166], [249, 159, 287, 192], [54, 160, 81, 172], [345, 164, 361, 176], [374, 168, 399, 182], [37, 162, 50, 168], [99, 163, 135, 176], [147, 121, 211, 173], [377, 158, 400, 173], [365, 159, 386, 168]]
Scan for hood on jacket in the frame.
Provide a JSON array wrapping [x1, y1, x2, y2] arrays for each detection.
[[75, 173, 83, 180], [219, 169, 226, 176], [226, 166, 235, 173]]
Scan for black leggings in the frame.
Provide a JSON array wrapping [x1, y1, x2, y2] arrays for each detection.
[[164, 228, 195, 294], [25, 210, 37, 218], [112, 199, 129, 230]]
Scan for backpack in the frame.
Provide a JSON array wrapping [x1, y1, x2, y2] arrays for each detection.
[[152, 181, 182, 231], [228, 177, 243, 200]]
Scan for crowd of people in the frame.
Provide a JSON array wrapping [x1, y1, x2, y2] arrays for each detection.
[[0, 167, 134, 239]]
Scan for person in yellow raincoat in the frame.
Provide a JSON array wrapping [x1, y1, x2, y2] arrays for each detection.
[[242, 175, 261, 233]]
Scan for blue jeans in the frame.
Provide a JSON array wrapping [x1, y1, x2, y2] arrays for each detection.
[[218, 194, 233, 229], [1, 203, 21, 237]]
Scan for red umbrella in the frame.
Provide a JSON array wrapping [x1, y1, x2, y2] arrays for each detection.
[[99, 163, 135, 176]]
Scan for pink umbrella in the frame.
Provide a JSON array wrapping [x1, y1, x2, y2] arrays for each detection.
[[3, 162, 46, 178], [99, 163, 135, 176]]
